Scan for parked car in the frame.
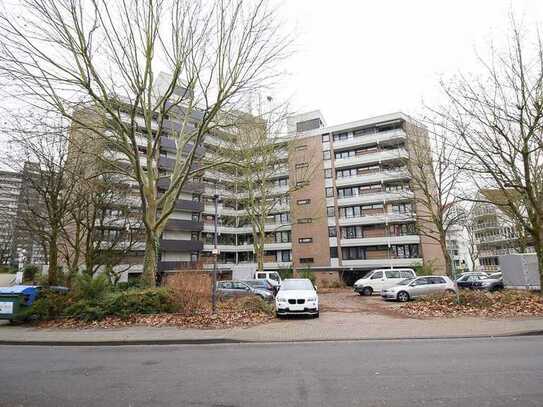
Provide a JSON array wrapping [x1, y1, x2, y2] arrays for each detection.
[[353, 268, 416, 296], [381, 276, 457, 302], [472, 275, 504, 291], [216, 280, 274, 301], [242, 279, 276, 296], [254, 271, 282, 291], [275, 278, 319, 318], [455, 273, 490, 289]]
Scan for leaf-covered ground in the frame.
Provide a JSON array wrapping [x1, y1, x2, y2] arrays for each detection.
[[399, 290, 543, 318], [37, 298, 275, 329]]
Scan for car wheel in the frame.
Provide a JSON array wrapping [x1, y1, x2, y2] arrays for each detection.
[[362, 287, 373, 296], [397, 291, 410, 302], [313, 311, 319, 319]]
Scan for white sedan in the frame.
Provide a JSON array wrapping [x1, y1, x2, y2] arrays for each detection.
[[275, 278, 319, 318]]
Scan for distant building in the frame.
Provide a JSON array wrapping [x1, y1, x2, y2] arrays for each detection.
[[471, 189, 534, 273], [445, 224, 471, 274], [0, 169, 23, 264], [0, 163, 47, 266]]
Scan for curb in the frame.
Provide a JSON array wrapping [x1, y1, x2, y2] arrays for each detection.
[[1, 330, 542, 346]]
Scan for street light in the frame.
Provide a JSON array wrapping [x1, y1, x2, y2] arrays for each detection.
[[211, 193, 220, 314]]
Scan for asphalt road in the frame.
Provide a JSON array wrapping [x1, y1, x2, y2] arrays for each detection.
[[1, 336, 543, 407]]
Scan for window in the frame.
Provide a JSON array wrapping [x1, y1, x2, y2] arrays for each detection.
[[191, 252, 198, 262], [335, 150, 356, 160], [327, 206, 335, 217], [322, 134, 330, 143], [257, 273, 266, 279], [191, 231, 199, 240], [296, 181, 309, 188], [275, 231, 291, 243], [328, 226, 337, 237], [429, 277, 447, 284], [371, 271, 383, 280], [192, 213, 200, 222], [299, 237, 313, 244], [333, 132, 349, 142], [324, 168, 333, 178], [295, 163, 308, 169], [341, 225, 363, 239], [192, 193, 201, 202], [275, 178, 288, 187], [400, 270, 415, 279], [323, 150, 331, 160], [325, 187, 334, 197], [385, 270, 401, 279], [281, 250, 292, 262], [298, 218, 312, 224], [297, 199, 311, 205], [300, 257, 314, 264], [330, 247, 338, 258], [392, 202, 413, 214], [295, 145, 307, 151]]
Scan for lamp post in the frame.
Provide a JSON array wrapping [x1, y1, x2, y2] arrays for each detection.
[[211, 193, 219, 314]]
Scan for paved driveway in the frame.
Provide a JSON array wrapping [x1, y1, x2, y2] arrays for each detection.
[[319, 288, 405, 317]]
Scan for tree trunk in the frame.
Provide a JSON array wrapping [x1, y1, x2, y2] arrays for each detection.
[[440, 239, 453, 278], [47, 231, 58, 286], [142, 230, 159, 287], [534, 238, 543, 295]]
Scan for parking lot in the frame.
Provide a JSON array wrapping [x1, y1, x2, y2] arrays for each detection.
[[318, 288, 406, 317]]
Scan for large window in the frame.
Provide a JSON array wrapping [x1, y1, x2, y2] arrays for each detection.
[[274, 231, 291, 243], [328, 226, 337, 237], [324, 168, 333, 178], [325, 187, 334, 197], [323, 150, 331, 160], [327, 206, 335, 217], [392, 202, 413, 214], [333, 132, 349, 142], [341, 225, 363, 239]]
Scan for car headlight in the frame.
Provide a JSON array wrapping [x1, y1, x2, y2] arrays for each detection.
[[277, 297, 286, 302], [306, 297, 317, 302]]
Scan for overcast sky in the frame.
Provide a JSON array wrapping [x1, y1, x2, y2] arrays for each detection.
[[271, 0, 543, 126], [1, 0, 542, 166]]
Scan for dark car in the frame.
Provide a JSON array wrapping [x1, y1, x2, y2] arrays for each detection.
[[456, 273, 503, 291], [216, 280, 274, 301], [455, 273, 489, 289], [242, 279, 276, 296]]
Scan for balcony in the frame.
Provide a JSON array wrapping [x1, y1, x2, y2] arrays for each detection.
[[341, 258, 422, 268], [332, 129, 406, 150], [335, 169, 410, 187], [340, 235, 420, 247], [338, 212, 415, 226], [164, 219, 203, 232], [158, 261, 201, 272], [337, 191, 414, 206], [173, 199, 204, 212], [160, 239, 203, 252], [334, 148, 408, 169]]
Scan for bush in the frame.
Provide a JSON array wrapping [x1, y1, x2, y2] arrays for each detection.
[[299, 268, 316, 284], [166, 272, 210, 314], [412, 261, 434, 276], [73, 273, 111, 301], [65, 288, 179, 321], [228, 296, 274, 315], [15, 289, 70, 321], [23, 264, 40, 283], [278, 267, 293, 280]]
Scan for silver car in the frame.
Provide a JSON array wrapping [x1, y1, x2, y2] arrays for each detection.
[[381, 276, 458, 302]]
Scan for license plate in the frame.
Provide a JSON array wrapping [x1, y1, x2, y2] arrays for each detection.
[[289, 305, 304, 311], [0, 302, 14, 314]]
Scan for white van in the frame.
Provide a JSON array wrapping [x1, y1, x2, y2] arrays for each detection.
[[353, 268, 416, 296], [254, 271, 282, 290]]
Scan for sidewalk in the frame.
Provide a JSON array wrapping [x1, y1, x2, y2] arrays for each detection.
[[2, 312, 543, 345]]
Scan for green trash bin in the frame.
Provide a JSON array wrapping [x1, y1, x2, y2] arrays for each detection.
[[0, 293, 23, 321]]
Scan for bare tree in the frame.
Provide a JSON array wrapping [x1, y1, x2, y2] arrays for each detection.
[[6, 118, 82, 285], [405, 123, 465, 277], [434, 20, 543, 290], [58, 172, 144, 285], [219, 102, 315, 272], [0, 216, 15, 265], [0, 0, 291, 287], [463, 216, 479, 272]]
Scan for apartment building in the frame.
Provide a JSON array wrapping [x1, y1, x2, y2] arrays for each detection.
[[0, 163, 47, 266], [194, 111, 445, 284], [0, 169, 22, 264], [445, 224, 471, 273], [471, 189, 534, 273], [71, 94, 445, 283]]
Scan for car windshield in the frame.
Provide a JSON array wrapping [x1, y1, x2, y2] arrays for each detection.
[[397, 278, 414, 286], [280, 280, 314, 291]]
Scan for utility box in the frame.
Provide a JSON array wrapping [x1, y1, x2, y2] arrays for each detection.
[[499, 254, 540, 290]]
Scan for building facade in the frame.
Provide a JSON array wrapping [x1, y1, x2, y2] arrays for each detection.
[[71, 103, 446, 284], [0, 169, 22, 265], [471, 190, 534, 273]]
